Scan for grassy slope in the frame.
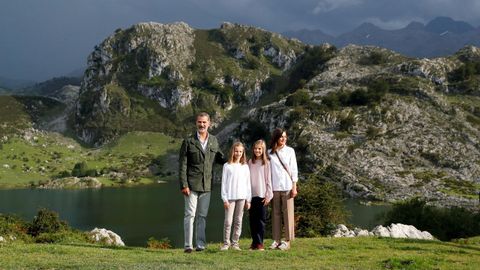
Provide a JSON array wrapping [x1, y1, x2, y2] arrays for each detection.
[[0, 131, 180, 188], [0, 237, 479, 269]]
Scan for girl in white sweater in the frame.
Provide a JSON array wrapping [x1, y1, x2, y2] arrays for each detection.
[[220, 141, 251, 250]]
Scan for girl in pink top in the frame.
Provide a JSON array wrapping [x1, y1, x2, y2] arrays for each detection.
[[248, 140, 273, 250]]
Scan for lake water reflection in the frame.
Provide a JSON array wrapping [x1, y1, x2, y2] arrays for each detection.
[[0, 182, 390, 247]]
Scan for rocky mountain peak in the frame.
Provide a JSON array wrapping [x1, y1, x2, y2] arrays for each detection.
[[74, 21, 304, 145]]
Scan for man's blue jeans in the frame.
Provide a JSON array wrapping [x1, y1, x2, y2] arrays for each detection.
[[184, 191, 211, 249]]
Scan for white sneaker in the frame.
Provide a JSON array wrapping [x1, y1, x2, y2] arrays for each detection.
[[277, 241, 290, 251], [231, 244, 241, 251], [269, 241, 279, 250], [220, 244, 229, 251]]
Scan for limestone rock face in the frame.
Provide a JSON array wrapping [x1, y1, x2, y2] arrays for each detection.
[[74, 21, 304, 145], [242, 45, 480, 209], [90, 228, 125, 246]]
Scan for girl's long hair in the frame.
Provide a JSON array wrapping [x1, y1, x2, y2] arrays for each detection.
[[228, 141, 247, 164], [269, 128, 286, 153], [250, 140, 269, 165]]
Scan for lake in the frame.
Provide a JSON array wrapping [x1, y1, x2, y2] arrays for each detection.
[[0, 182, 390, 247]]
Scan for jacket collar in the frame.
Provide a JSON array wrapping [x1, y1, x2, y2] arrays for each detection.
[[192, 133, 209, 153]]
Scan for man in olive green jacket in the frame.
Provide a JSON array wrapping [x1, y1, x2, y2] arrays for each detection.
[[179, 112, 225, 253]]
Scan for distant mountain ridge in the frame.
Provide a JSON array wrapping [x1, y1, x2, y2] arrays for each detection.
[[283, 16, 480, 58]]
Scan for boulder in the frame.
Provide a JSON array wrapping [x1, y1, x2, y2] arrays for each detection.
[[389, 223, 434, 240], [333, 223, 434, 240], [89, 228, 125, 246], [371, 225, 392, 237]]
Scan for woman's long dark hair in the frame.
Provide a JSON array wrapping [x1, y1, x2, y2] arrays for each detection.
[[269, 128, 286, 153]]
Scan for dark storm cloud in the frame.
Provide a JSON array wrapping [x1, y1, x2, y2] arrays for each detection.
[[0, 0, 479, 81]]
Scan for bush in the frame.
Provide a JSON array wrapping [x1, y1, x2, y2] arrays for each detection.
[[71, 161, 89, 177], [295, 174, 349, 237], [383, 198, 480, 241], [0, 214, 29, 239], [287, 45, 337, 92], [236, 120, 270, 147], [27, 208, 67, 237], [358, 51, 388, 65], [321, 80, 387, 110], [57, 170, 71, 178], [146, 237, 172, 249], [285, 89, 311, 107], [339, 114, 356, 132], [366, 126, 382, 139]]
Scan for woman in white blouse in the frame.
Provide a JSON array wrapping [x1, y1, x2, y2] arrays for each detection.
[[268, 128, 298, 250]]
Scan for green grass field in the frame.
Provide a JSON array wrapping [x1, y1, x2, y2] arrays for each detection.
[[0, 131, 181, 188], [0, 237, 479, 269]]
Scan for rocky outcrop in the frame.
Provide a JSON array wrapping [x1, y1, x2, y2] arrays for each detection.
[[332, 223, 434, 240], [89, 228, 125, 246], [37, 177, 102, 189]]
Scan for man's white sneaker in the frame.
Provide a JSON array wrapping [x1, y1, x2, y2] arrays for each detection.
[[269, 241, 279, 250], [231, 244, 241, 251], [220, 244, 229, 251]]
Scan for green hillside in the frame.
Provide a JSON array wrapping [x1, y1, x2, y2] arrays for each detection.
[[0, 237, 479, 269], [0, 131, 180, 188], [0, 96, 34, 138]]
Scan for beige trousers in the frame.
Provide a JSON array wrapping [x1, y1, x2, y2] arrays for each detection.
[[272, 191, 295, 242], [223, 199, 246, 246]]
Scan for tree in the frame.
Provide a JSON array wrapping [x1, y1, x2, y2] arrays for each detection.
[[295, 174, 349, 237]]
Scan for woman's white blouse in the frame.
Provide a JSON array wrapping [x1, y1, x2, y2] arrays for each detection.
[[269, 146, 298, 191], [221, 162, 251, 202]]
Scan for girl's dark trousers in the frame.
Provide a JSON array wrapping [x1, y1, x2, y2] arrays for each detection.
[[249, 196, 267, 247]]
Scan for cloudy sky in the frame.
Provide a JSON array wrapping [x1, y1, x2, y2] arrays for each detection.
[[1, 0, 480, 82]]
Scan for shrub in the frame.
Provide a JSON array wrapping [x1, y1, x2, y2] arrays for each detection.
[[236, 120, 270, 147], [287, 45, 337, 92], [366, 126, 382, 139], [0, 214, 29, 239], [358, 51, 388, 65], [339, 114, 356, 132], [348, 89, 370, 106], [383, 198, 480, 241], [321, 80, 387, 110], [71, 161, 89, 177], [285, 89, 311, 107], [27, 208, 67, 237], [295, 174, 349, 237], [146, 237, 172, 249], [57, 170, 71, 178]]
